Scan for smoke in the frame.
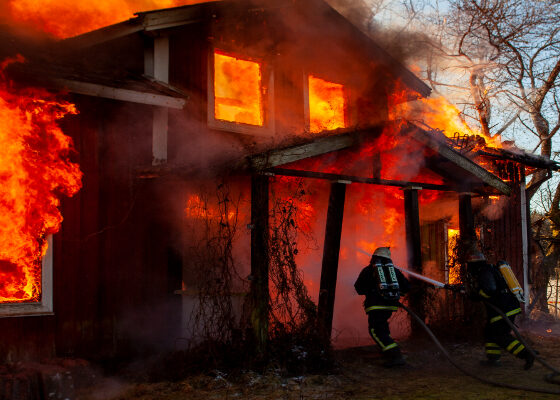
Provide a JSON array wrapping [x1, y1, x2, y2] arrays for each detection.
[[479, 196, 507, 221], [326, 0, 379, 30], [326, 0, 436, 64]]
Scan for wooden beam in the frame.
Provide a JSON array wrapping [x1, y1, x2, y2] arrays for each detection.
[[141, 7, 208, 31], [403, 187, 425, 329], [55, 79, 186, 109], [250, 133, 357, 170], [60, 21, 143, 49], [317, 182, 347, 340], [154, 36, 170, 83], [250, 174, 270, 354], [270, 167, 456, 191], [152, 36, 170, 165], [459, 193, 476, 247]]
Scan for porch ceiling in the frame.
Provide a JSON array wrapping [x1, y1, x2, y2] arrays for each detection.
[[247, 122, 512, 195]]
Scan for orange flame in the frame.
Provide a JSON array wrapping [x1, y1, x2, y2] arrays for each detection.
[[185, 194, 236, 220], [7, 0, 215, 38], [214, 50, 264, 127], [0, 56, 82, 303], [308, 75, 346, 133], [447, 228, 461, 284], [391, 95, 503, 150]]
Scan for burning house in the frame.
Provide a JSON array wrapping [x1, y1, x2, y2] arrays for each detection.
[[0, 0, 558, 366]]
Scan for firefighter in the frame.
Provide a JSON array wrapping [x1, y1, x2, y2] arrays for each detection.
[[466, 251, 534, 369], [354, 247, 410, 367]]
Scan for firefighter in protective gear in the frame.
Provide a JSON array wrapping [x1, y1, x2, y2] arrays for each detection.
[[466, 251, 534, 369], [354, 247, 410, 367]]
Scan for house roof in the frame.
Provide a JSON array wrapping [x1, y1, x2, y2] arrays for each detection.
[[4, 58, 188, 109], [136, 122, 512, 195], [59, 0, 431, 98], [247, 122, 512, 195]]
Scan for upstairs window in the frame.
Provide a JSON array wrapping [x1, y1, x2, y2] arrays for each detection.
[[209, 49, 274, 135], [307, 75, 346, 133]]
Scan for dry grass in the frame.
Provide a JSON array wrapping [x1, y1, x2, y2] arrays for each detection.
[[77, 328, 560, 400]]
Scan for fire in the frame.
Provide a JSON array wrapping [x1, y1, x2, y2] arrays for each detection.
[[0, 56, 82, 303], [7, 0, 215, 38], [391, 95, 503, 150], [308, 75, 346, 133], [214, 50, 264, 127], [447, 228, 461, 284], [185, 194, 236, 220]]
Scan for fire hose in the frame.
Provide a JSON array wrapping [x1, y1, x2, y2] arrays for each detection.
[[354, 248, 560, 392], [394, 264, 560, 384], [481, 300, 560, 386], [398, 301, 560, 394]]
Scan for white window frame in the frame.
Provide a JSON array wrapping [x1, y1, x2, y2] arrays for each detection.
[[0, 235, 54, 317], [207, 48, 275, 136]]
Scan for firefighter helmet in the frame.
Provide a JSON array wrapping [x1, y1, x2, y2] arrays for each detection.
[[373, 247, 391, 260]]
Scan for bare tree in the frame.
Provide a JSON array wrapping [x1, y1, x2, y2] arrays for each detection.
[[442, 1, 560, 196], [418, 0, 560, 315]]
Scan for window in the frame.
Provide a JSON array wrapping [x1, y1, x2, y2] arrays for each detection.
[[208, 49, 274, 135], [0, 235, 53, 317], [305, 75, 347, 133]]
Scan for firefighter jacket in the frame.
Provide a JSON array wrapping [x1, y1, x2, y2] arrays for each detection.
[[354, 259, 410, 313], [473, 261, 521, 320]]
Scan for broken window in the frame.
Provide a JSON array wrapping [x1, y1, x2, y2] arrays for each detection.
[[0, 235, 53, 317], [307, 75, 346, 133], [213, 50, 264, 126]]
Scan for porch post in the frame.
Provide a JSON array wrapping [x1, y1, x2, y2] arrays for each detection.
[[403, 186, 425, 326], [459, 193, 476, 253], [317, 181, 347, 340], [251, 174, 270, 354]]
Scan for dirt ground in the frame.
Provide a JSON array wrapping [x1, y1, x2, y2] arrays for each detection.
[[76, 324, 560, 400]]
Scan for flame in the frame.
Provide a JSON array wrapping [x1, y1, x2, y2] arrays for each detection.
[[447, 228, 461, 284], [185, 194, 236, 220], [7, 0, 215, 38], [0, 56, 82, 303], [391, 95, 503, 150], [308, 75, 346, 133], [214, 50, 264, 127]]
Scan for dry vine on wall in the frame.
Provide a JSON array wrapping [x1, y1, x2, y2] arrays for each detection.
[[183, 181, 247, 364], [268, 177, 330, 372]]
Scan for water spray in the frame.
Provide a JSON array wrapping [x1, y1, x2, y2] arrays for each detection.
[[355, 247, 446, 288]]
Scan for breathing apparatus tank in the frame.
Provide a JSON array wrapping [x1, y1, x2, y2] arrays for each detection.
[[374, 262, 400, 301], [496, 260, 525, 303]]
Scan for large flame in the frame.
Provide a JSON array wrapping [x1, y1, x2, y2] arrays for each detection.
[[308, 75, 346, 133], [0, 56, 82, 303], [214, 50, 264, 127], [391, 94, 503, 150], [7, 0, 215, 38]]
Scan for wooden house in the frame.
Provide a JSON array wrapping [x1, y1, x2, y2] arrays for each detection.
[[0, 0, 556, 363]]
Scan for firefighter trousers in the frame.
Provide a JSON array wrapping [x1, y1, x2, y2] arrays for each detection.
[[484, 313, 527, 361], [366, 307, 399, 355]]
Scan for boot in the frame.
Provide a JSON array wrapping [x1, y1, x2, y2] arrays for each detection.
[[480, 358, 501, 367], [480, 354, 502, 367], [521, 351, 535, 370], [383, 347, 406, 367]]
